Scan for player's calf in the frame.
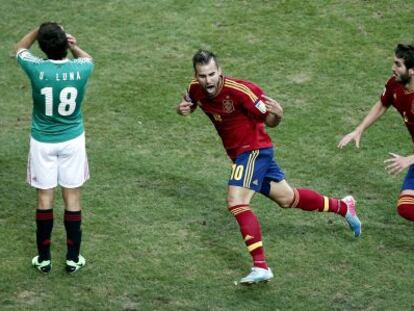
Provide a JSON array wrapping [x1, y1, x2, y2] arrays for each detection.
[[397, 194, 414, 221], [227, 204, 269, 270]]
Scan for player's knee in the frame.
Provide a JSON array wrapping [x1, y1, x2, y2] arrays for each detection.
[[226, 197, 240, 209], [278, 200, 291, 209], [265, 181, 295, 209], [274, 191, 295, 209], [226, 194, 248, 209], [37, 189, 55, 209]]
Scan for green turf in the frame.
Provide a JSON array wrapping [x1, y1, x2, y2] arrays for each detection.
[[1, 0, 414, 310]]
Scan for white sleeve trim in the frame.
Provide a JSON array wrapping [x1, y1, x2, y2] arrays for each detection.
[[16, 48, 28, 58], [73, 57, 93, 64], [16, 49, 43, 63]]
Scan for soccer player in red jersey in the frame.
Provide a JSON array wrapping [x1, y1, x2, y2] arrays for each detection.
[[177, 49, 361, 284], [339, 44, 414, 222]]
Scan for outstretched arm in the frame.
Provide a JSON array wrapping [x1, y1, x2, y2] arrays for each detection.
[[66, 34, 92, 59], [263, 95, 283, 128], [15, 27, 39, 53], [338, 101, 388, 149]]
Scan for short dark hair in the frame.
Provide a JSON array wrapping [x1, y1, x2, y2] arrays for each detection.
[[395, 44, 414, 69], [37, 22, 68, 60], [192, 49, 219, 71]]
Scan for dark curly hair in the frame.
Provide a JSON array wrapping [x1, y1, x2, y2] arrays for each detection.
[[395, 44, 414, 70], [37, 22, 68, 60]]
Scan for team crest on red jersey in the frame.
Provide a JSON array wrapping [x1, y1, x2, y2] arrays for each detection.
[[222, 98, 234, 113]]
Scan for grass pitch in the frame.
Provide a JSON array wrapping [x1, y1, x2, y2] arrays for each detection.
[[1, 1, 414, 310]]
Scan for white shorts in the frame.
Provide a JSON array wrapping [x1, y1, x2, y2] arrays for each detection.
[[27, 133, 90, 189]]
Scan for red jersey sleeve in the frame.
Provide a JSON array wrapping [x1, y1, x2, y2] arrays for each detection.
[[186, 80, 197, 102], [185, 79, 200, 111], [380, 76, 396, 108]]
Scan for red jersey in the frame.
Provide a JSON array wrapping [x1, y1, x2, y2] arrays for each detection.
[[381, 76, 414, 141], [187, 77, 273, 160]]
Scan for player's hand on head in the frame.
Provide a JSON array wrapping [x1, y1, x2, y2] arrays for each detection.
[[66, 34, 77, 47]]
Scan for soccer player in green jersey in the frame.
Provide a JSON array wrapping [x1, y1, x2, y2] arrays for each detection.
[[15, 22, 94, 273]]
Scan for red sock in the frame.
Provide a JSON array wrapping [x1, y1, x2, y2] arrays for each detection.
[[290, 188, 347, 217], [397, 195, 414, 221], [228, 204, 268, 269]]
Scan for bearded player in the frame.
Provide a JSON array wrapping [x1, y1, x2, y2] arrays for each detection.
[[339, 44, 414, 222], [15, 23, 93, 273], [177, 49, 361, 285]]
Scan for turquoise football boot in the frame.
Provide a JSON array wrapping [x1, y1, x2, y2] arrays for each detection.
[[343, 195, 362, 237]]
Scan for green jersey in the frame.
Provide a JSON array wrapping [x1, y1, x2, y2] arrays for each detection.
[[17, 49, 94, 143]]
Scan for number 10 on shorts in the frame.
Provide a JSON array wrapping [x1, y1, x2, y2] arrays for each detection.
[[230, 164, 244, 181]]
